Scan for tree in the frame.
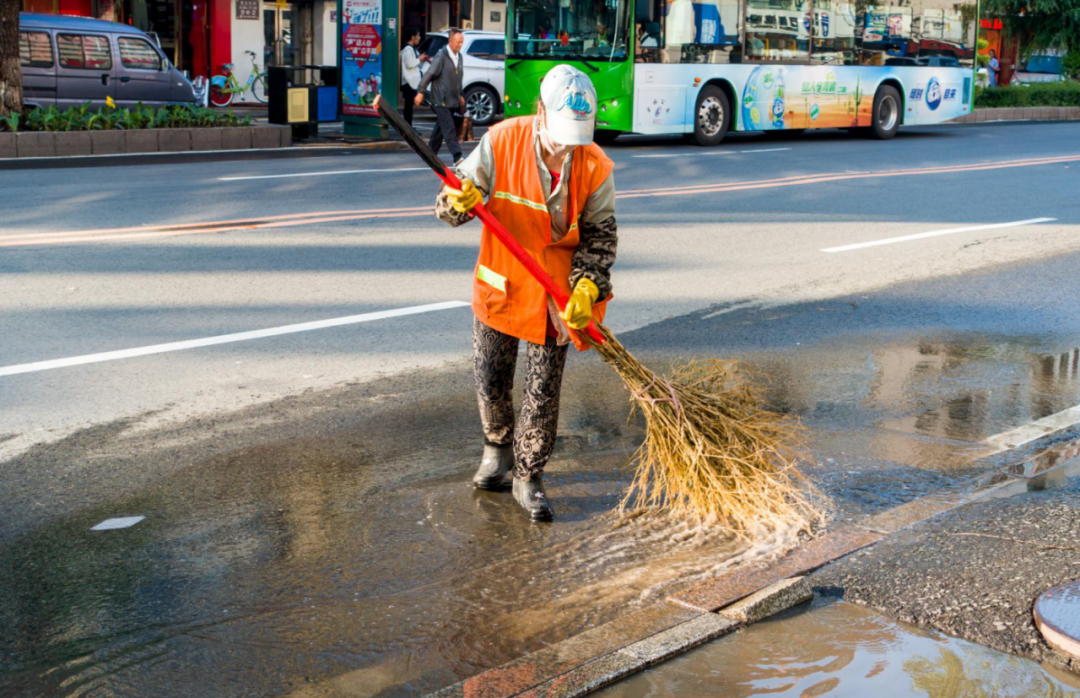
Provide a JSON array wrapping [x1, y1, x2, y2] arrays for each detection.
[[0, 0, 22, 120], [982, 0, 1080, 57]]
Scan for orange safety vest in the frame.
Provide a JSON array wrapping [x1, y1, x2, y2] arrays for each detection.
[[472, 117, 614, 351]]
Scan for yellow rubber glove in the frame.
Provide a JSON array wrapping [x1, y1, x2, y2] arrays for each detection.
[[561, 277, 599, 330], [446, 179, 482, 214]]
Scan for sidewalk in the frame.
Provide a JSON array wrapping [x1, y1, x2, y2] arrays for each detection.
[[813, 465, 1080, 673]]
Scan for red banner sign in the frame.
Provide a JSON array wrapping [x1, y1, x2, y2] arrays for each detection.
[[344, 24, 381, 60]]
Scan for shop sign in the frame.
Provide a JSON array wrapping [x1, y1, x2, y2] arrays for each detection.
[[236, 0, 259, 20], [342, 0, 383, 118], [980, 18, 1003, 30]]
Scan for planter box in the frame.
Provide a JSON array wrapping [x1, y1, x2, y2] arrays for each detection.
[[190, 128, 223, 152], [221, 127, 252, 150], [91, 130, 125, 155], [16, 132, 56, 158], [157, 128, 192, 152], [251, 125, 282, 149], [125, 130, 159, 153], [1, 125, 291, 161], [0, 132, 15, 159], [55, 131, 93, 156]]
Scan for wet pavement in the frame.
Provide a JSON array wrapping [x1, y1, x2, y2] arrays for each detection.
[[596, 596, 1080, 697], [813, 462, 1080, 672], [5, 250, 1080, 696]]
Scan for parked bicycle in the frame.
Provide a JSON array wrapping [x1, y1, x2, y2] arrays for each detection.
[[210, 52, 268, 107]]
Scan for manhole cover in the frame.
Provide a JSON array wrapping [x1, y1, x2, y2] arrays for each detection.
[[1035, 581, 1080, 660]]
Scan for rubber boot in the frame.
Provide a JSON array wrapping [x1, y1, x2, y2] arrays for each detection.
[[513, 476, 554, 522], [472, 443, 513, 490]]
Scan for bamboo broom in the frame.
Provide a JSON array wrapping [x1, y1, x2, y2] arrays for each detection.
[[375, 97, 821, 536]]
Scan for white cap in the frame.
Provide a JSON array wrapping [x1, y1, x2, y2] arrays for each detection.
[[539, 65, 597, 147]]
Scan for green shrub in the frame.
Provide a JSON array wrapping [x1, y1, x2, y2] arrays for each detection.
[[1, 103, 253, 133], [1065, 51, 1080, 80], [975, 80, 1080, 108]]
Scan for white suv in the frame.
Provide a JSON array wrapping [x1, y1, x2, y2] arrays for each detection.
[[419, 30, 505, 126]]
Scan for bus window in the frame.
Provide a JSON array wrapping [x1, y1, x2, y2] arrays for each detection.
[[509, 0, 630, 61], [744, 0, 809, 62], [907, 0, 976, 69], [811, 0, 856, 65], [851, 5, 912, 65], [651, 0, 741, 64]]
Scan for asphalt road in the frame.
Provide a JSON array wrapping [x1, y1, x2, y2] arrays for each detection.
[[4, 119, 1080, 697], [2, 121, 1079, 458]]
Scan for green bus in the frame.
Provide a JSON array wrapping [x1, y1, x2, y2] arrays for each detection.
[[502, 0, 977, 144]]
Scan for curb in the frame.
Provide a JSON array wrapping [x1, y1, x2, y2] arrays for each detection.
[[422, 442, 1068, 698], [429, 578, 813, 698], [950, 106, 1080, 124], [0, 145, 394, 170]]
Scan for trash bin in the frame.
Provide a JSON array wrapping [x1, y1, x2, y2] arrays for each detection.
[[268, 65, 340, 140]]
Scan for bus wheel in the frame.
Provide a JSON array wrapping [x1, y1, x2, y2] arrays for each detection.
[[867, 85, 902, 140], [594, 130, 621, 145], [691, 85, 730, 146]]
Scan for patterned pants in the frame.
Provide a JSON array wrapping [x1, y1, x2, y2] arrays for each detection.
[[473, 316, 569, 480]]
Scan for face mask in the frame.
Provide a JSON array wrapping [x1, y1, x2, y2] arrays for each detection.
[[538, 111, 574, 160]]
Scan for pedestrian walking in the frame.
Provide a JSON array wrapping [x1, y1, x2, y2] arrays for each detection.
[[988, 49, 1000, 87], [433, 65, 618, 522], [400, 27, 426, 126], [415, 28, 466, 164]]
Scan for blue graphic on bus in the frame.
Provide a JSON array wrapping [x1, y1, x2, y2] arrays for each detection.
[[742, 65, 786, 130], [925, 77, 942, 111]]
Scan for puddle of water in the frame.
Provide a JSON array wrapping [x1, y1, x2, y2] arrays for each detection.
[[5, 329, 1080, 697], [597, 597, 1080, 698], [0, 374, 770, 698]]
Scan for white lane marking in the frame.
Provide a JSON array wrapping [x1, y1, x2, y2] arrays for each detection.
[[983, 405, 1080, 455], [820, 218, 1057, 253], [92, 516, 145, 531], [632, 147, 791, 159], [0, 301, 470, 378], [219, 167, 429, 181]]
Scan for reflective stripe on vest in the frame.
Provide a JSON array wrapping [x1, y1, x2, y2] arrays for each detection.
[[492, 190, 548, 213]]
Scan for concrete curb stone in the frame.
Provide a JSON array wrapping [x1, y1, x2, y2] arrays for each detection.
[[620, 613, 738, 664], [55, 131, 92, 156], [191, 128, 224, 152], [0, 132, 14, 158], [428, 604, 699, 698], [15, 132, 55, 158], [125, 130, 159, 153], [157, 128, 192, 152], [517, 652, 644, 698], [669, 525, 884, 612], [719, 577, 813, 625], [90, 130, 125, 155], [950, 106, 1080, 124], [252, 125, 282, 149], [221, 127, 253, 150]]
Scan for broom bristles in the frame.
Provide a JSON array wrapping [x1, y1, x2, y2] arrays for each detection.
[[590, 324, 822, 538]]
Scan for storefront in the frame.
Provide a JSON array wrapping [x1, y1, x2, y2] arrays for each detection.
[[21, 0, 339, 80]]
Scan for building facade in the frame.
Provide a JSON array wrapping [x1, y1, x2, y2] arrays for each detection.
[[21, 0, 340, 80]]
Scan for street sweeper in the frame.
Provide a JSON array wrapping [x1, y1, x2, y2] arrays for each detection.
[[433, 65, 617, 522]]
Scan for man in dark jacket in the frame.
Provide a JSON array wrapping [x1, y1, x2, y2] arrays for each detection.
[[415, 29, 466, 163]]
